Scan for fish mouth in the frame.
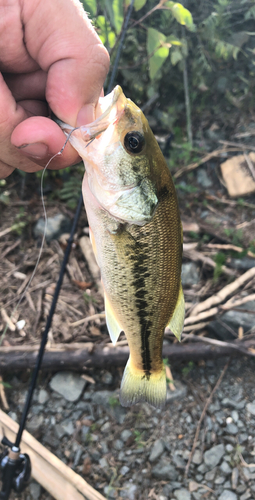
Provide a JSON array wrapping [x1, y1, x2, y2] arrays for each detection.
[[55, 85, 126, 142]]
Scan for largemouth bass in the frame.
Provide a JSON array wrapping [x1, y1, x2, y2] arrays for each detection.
[[58, 86, 185, 409]]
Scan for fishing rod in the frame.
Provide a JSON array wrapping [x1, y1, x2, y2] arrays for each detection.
[[0, 2, 135, 498]]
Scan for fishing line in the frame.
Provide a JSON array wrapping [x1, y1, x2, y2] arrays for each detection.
[[0, 130, 77, 345]]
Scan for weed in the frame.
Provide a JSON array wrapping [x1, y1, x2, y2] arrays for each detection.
[[108, 396, 119, 408], [213, 251, 226, 281], [182, 361, 194, 377]]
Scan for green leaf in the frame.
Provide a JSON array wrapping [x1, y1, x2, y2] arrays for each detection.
[[149, 47, 169, 80], [82, 0, 97, 17], [147, 27, 166, 55], [170, 47, 183, 65], [112, 0, 124, 33], [126, 0, 147, 10], [165, 35, 182, 46], [170, 3, 196, 31]]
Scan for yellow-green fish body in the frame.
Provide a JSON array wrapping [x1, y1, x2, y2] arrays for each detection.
[[58, 86, 184, 408]]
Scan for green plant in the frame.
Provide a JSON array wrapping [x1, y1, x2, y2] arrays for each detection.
[[213, 251, 226, 280], [56, 173, 83, 209], [182, 360, 194, 377], [108, 395, 119, 407]]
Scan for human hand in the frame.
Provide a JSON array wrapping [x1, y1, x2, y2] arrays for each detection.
[[0, 0, 109, 179]]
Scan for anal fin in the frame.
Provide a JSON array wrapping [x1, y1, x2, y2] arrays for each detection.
[[104, 293, 123, 345], [167, 285, 185, 341]]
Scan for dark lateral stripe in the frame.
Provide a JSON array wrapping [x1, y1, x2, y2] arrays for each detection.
[[131, 241, 152, 377]]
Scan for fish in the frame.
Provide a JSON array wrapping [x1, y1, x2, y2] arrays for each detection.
[[57, 85, 185, 409]]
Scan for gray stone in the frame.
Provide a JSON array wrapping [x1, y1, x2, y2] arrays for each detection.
[[240, 492, 251, 500], [121, 430, 132, 442], [231, 410, 239, 422], [226, 423, 238, 435], [204, 444, 225, 469], [197, 169, 213, 188], [49, 372, 86, 402], [220, 461, 232, 474], [99, 457, 108, 468], [237, 485, 247, 494], [121, 483, 137, 500], [37, 389, 49, 404], [181, 263, 200, 287], [149, 439, 164, 462], [29, 481, 41, 500], [152, 459, 178, 481], [174, 489, 191, 500], [219, 490, 237, 500], [26, 415, 44, 434], [166, 380, 187, 403], [215, 476, 225, 484], [208, 302, 255, 340], [113, 439, 124, 450], [120, 465, 130, 476], [205, 467, 217, 481], [229, 258, 255, 271], [192, 450, 202, 465], [104, 485, 117, 499], [91, 390, 116, 406], [101, 371, 113, 385], [246, 402, 255, 416], [34, 214, 71, 242]]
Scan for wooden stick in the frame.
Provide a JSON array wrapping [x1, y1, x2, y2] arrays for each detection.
[[174, 147, 241, 179], [0, 339, 254, 373], [191, 267, 255, 316], [183, 248, 236, 277], [185, 360, 230, 477], [184, 307, 219, 326], [0, 410, 107, 500]]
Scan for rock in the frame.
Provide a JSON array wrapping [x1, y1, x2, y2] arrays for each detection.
[[29, 481, 41, 500], [192, 450, 202, 465], [228, 258, 255, 271], [209, 302, 255, 340], [240, 492, 251, 500], [197, 169, 213, 188], [49, 372, 86, 402], [26, 415, 44, 435], [181, 263, 200, 287], [220, 461, 232, 474], [104, 485, 117, 499], [226, 423, 238, 435], [34, 214, 71, 242], [121, 430, 132, 442], [152, 459, 178, 481], [174, 488, 191, 500], [246, 402, 255, 416], [219, 490, 237, 500], [205, 467, 217, 481], [101, 371, 113, 385], [149, 439, 164, 462], [113, 439, 123, 450], [166, 380, 187, 403], [91, 390, 116, 406], [120, 465, 130, 476], [121, 483, 137, 500], [204, 444, 225, 469], [37, 389, 49, 404]]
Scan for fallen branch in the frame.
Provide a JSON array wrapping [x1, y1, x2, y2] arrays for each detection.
[[183, 248, 236, 277], [0, 410, 107, 500], [191, 267, 255, 316], [185, 359, 230, 477], [0, 339, 254, 373], [174, 147, 241, 179]]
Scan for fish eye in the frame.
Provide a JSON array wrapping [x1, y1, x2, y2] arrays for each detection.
[[124, 132, 145, 154]]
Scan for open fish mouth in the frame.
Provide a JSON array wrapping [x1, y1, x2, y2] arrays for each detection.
[[56, 85, 126, 143]]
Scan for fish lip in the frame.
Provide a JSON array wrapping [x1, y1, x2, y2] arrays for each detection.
[[55, 85, 124, 142]]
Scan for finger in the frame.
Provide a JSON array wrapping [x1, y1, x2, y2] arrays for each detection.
[[11, 116, 80, 169], [3, 70, 47, 101], [22, 0, 110, 125]]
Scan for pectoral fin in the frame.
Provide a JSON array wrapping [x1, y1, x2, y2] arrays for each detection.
[[104, 293, 123, 345], [167, 285, 185, 341]]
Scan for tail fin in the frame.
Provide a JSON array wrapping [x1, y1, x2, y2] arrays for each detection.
[[119, 357, 166, 409]]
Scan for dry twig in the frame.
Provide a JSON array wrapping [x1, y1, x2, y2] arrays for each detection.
[[185, 359, 230, 477]]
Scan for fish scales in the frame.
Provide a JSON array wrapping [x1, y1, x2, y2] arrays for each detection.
[[57, 85, 185, 409]]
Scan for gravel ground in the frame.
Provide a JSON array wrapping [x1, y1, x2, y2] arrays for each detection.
[[3, 356, 255, 500]]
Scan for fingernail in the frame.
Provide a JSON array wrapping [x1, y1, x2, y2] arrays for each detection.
[[18, 142, 49, 159], [77, 104, 95, 127]]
